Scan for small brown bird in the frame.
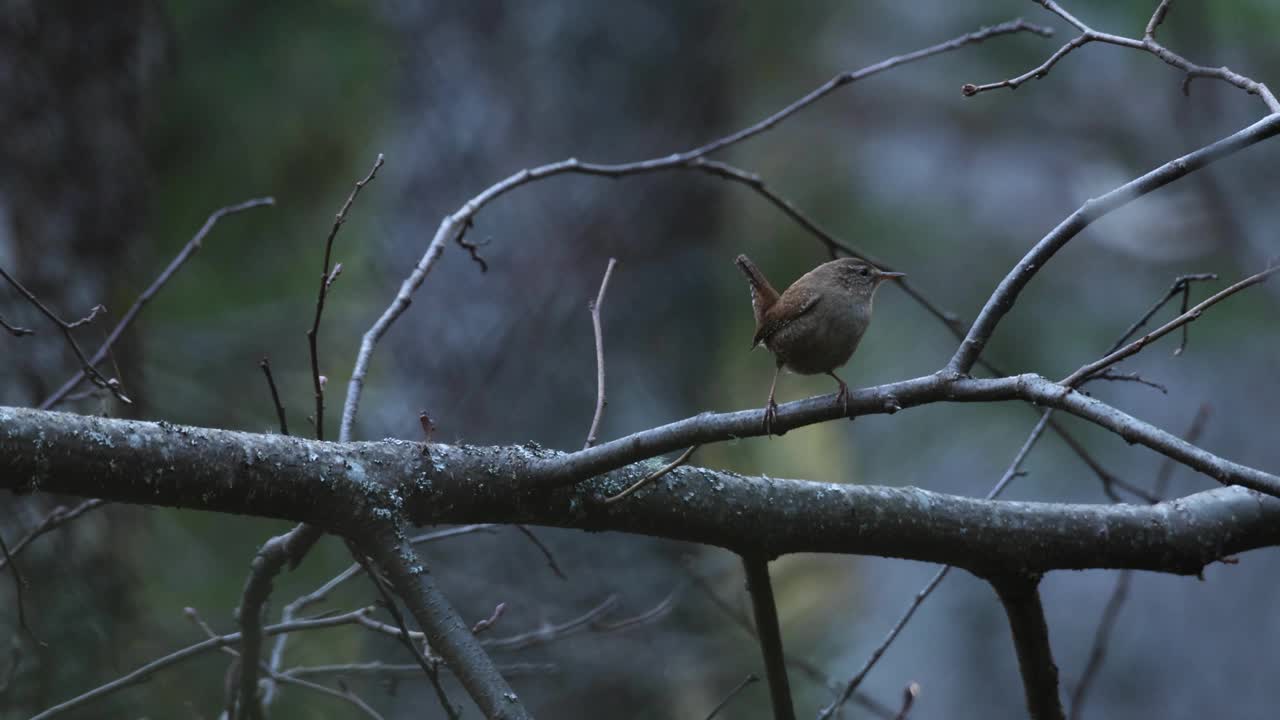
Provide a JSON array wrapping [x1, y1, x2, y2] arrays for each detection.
[[736, 254, 904, 434]]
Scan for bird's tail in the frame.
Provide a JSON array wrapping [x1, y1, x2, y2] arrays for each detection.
[[735, 254, 779, 337]]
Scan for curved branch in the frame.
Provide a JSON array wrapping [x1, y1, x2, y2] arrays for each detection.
[[948, 112, 1280, 376], [519, 372, 1280, 497]]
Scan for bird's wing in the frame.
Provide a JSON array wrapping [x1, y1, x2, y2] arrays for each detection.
[[752, 290, 820, 348]]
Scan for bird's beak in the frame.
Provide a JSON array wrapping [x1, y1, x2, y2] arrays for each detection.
[[878, 270, 906, 280]]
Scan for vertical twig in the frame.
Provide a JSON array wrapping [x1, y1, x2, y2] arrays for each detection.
[[307, 154, 384, 441], [584, 257, 618, 448], [258, 356, 289, 435], [740, 553, 795, 720]]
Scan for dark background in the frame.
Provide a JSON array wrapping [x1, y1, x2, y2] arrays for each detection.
[[2, 1, 1279, 717]]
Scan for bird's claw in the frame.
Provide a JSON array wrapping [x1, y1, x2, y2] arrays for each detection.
[[762, 400, 781, 436]]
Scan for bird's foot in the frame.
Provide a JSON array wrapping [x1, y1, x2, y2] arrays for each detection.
[[762, 399, 782, 436], [836, 381, 850, 417]]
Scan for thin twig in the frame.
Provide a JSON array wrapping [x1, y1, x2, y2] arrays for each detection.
[[337, 19, 1051, 443], [1062, 265, 1280, 387], [603, 445, 699, 504], [741, 553, 795, 720], [471, 602, 507, 634], [29, 609, 373, 720], [512, 525, 568, 580], [1106, 273, 1216, 354], [590, 587, 680, 632], [0, 532, 38, 646], [0, 311, 33, 336], [258, 356, 290, 435], [704, 674, 760, 720], [964, 0, 1280, 112], [349, 542, 458, 720], [0, 499, 106, 570], [39, 197, 274, 409], [186, 607, 388, 720], [308, 154, 384, 442], [0, 266, 129, 404], [585, 257, 618, 448]]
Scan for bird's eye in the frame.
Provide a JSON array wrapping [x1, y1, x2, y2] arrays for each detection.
[[859, 267, 869, 276]]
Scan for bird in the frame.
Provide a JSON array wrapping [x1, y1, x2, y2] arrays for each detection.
[[735, 254, 904, 434]]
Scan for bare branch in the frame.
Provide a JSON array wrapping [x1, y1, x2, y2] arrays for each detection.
[[0, 266, 130, 405], [704, 674, 760, 720], [740, 554, 795, 720], [990, 574, 1064, 720], [264, 524, 494, 705], [1144, 0, 1174, 39], [963, 0, 1280, 112], [948, 112, 1280, 376], [7, 405, 1280, 573], [309, 154, 384, 442], [39, 196, 274, 409], [0, 499, 106, 570], [1062, 265, 1279, 387], [348, 542, 458, 719], [234, 527, 324, 719], [0, 531, 38, 646], [0, 311, 33, 337], [258, 356, 290, 435], [356, 520, 530, 719], [585, 257, 618, 448], [512, 524, 568, 580]]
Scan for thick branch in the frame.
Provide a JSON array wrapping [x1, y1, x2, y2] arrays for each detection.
[[355, 520, 530, 720], [990, 575, 1064, 720], [741, 554, 795, 720], [3, 406, 1278, 576]]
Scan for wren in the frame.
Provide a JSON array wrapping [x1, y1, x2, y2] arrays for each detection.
[[736, 254, 904, 434]]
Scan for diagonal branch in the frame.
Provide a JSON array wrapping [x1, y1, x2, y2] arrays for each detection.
[[947, 112, 1280, 376], [1061, 265, 1279, 387], [39, 196, 275, 409], [355, 518, 530, 720]]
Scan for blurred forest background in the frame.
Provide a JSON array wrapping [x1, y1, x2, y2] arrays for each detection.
[[3, 0, 1280, 718]]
